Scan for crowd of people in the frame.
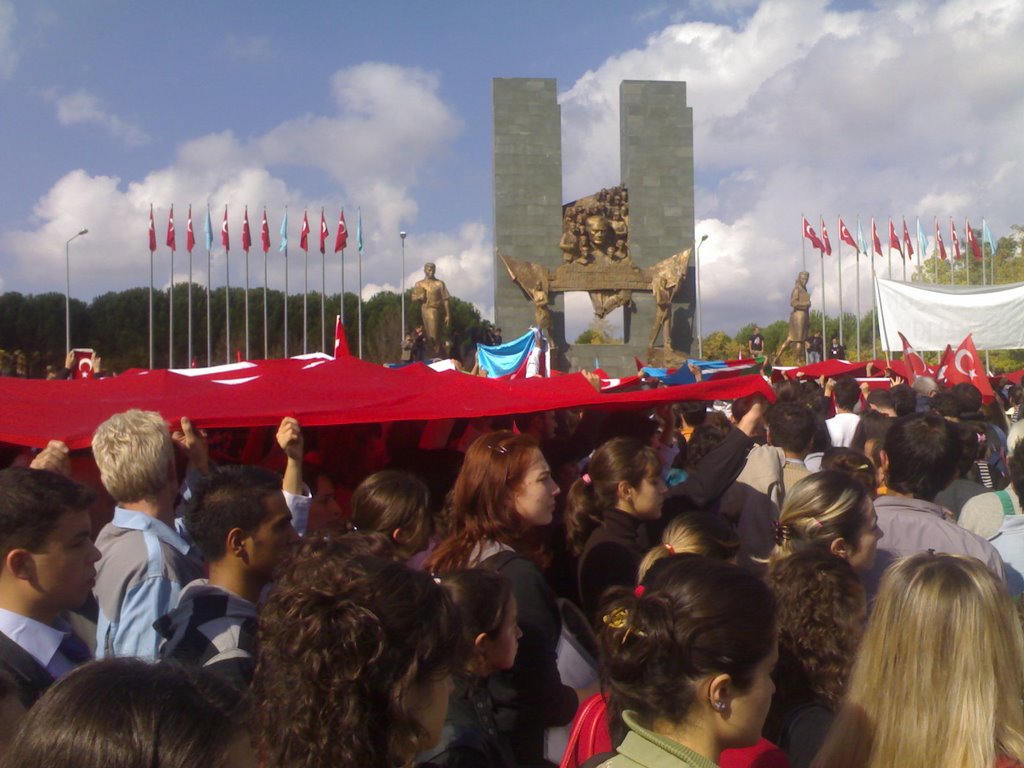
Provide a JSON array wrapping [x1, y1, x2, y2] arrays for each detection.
[[1, 367, 1024, 767]]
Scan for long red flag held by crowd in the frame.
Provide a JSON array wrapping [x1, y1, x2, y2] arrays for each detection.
[[148, 205, 157, 252], [802, 216, 824, 251], [319, 209, 328, 255], [166, 206, 176, 251], [335, 210, 349, 253], [186, 206, 195, 253], [902, 218, 914, 258], [820, 217, 832, 255], [222, 206, 230, 251], [261, 209, 271, 253], [300, 211, 310, 251], [241, 208, 252, 252], [935, 219, 947, 260], [838, 217, 858, 252]]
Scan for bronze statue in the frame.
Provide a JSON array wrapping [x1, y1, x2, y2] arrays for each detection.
[[409, 263, 450, 357], [531, 281, 553, 344], [773, 271, 811, 364], [647, 249, 691, 351]]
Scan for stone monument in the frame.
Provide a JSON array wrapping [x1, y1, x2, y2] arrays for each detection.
[[492, 79, 696, 375]]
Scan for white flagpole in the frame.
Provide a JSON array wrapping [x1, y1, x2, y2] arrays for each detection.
[[169, 241, 175, 370], [855, 216, 862, 361], [837, 218, 844, 347], [321, 240, 327, 353]]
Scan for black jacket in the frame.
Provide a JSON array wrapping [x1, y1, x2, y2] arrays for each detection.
[[0, 632, 57, 708]]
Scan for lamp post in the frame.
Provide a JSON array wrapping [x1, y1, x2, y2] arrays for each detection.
[[695, 233, 708, 359], [399, 231, 407, 339], [65, 228, 89, 353]]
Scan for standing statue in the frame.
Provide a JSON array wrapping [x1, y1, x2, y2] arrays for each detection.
[[531, 281, 554, 345], [773, 271, 812, 364], [646, 248, 691, 352], [410, 263, 450, 358]]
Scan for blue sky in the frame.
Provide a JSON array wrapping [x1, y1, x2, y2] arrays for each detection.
[[1, 0, 1021, 341]]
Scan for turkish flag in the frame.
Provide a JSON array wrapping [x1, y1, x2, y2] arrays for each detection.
[[966, 219, 982, 261], [902, 218, 913, 258], [241, 208, 252, 252], [186, 205, 196, 253], [148, 205, 157, 252], [943, 334, 994, 402], [820, 218, 832, 255], [335, 210, 349, 253], [319, 210, 328, 255], [897, 332, 931, 384], [936, 344, 954, 383], [166, 205, 176, 250], [871, 218, 882, 256], [838, 217, 858, 252], [935, 220, 947, 260], [222, 206, 230, 251], [950, 219, 961, 260], [300, 211, 310, 252], [889, 219, 902, 254], [261, 208, 271, 253], [333, 315, 351, 357]]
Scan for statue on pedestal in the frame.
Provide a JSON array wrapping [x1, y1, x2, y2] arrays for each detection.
[[773, 271, 811, 364], [410, 263, 450, 358]]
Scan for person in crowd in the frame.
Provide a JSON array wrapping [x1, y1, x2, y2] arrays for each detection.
[[864, 412, 1005, 597], [0, 658, 254, 768], [155, 465, 298, 689], [887, 383, 917, 417], [815, 553, 1024, 768], [748, 326, 765, 357], [819, 448, 878, 499], [597, 555, 778, 768], [825, 378, 861, 449], [934, 421, 990, 517], [636, 511, 740, 582], [426, 431, 588, 766], [769, 471, 881, 576], [566, 437, 667, 621], [90, 410, 206, 659], [254, 539, 463, 768], [806, 332, 823, 364], [766, 403, 816, 500], [0, 468, 100, 708], [864, 389, 896, 417], [954, 382, 1009, 482], [0, 669, 26, 757], [828, 338, 846, 360], [351, 470, 433, 565], [421, 568, 521, 768], [849, 411, 893, 491], [960, 450, 1024, 595], [513, 411, 559, 443], [765, 549, 865, 768]]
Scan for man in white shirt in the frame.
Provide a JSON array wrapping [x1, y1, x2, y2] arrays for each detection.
[[826, 377, 861, 448]]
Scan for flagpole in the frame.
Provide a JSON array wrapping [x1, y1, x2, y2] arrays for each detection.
[[357, 207, 364, 360], [283, 208, 289, 360], [949, 219, 955, 287], [206, 227, 211, 367], [321, 241, 327, 354], [933, 218, 939, 284], [244, 243, 250, 361], [169, 242, 175, 370], [837, 220, 843, 347], [149, 239, 154, 370], [225, 209, 231, 365], [856, 216, 862, 361], [188, 239, 193, 368], [965, 218, 971, 286], [340, 247, 346, 342], [819, 213, 825, 353], [870, 217, 877, 360], [801, 213, 806, 273], [304, 238, 309, 355]]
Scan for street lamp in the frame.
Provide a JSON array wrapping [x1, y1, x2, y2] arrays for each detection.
[[695, 233, 708, 359], [65, 228, 89, 353], [399, 231, 407, 340]]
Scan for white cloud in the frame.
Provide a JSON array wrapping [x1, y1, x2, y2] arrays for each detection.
[[44, 88, 150, 146], [0, 0, 16, 79], [558, 0, 1024, 336], [225, 34, 273, 62]]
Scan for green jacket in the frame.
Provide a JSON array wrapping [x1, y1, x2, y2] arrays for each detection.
[[598, 711, 719, 768]]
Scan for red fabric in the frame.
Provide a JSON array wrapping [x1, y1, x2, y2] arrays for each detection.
[[333, 317, 350, 358], [166, 205, 176, 250], [186, 205, 195, 253], [784, 359, 867, 380], [897, 332, 932, 383], [888, 218, 902, 254], [241, 208, 252, 252], [820, 218, 832, 255], [935, 219, 947, 260], [951, 219, 961, 259], [902, 217, 914, 258], [942, 333, 995, 402], [802, 216, 824, 252], [561, 694, 789, 768], [966, 219, 982, 260], [300, 211, 310, 251], [0, 358, 775, 450], [261, 208, 271, 253], [871, 218, 882, 256], [838, 217, 858, 252], [335, 210, 348, 253], [319, 209, 328, 254], [148, 205, 156, 252], [221, 206, 230, 251]]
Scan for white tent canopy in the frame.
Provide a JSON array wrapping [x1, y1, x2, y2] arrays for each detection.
[[874, 279, 1024, 352]]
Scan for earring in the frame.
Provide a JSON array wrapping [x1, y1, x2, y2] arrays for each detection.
[[712, 700, 726, 712]]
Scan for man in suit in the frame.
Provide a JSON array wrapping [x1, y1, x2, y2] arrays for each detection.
[[0, 466, 100, 707]]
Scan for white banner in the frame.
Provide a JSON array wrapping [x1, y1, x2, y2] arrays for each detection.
[[874, 278, 1024, 352]]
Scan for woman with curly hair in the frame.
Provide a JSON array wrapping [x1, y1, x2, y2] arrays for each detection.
[[597, 555, 778, 768], [815, 553, 1024, 768], [253, 538, 464, 768], [425, 431, 585, 766], [770, 470, 881, 575], [765, 548, 865, 768]]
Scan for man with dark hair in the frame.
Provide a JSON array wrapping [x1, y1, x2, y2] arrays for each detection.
[[155, 464, 297, 689], [0, 467, 100, 707], [888, 383, 917, 417], [865, 388, 896, 416], [865, 412, 1004, 597], [826, 377, 861, 448], [766, 403, 815, 497], [512, 411, 558, 442]]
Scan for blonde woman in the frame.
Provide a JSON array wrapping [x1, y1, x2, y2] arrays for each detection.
[[636, 511, 740, 582], [770, 471, 881, 574], [814, 553, 1024, 768]]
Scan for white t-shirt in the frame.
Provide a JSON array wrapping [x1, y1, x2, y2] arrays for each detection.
[[826, 412, 860, 448]]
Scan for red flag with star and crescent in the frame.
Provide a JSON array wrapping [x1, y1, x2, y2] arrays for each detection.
[[300, 211, 310, 252], [950, 219, 961, 260], [838, 217, 858, 252], [802, 216, 824, 251], [935, 220, 947, 260], [242, 208, 252, 252], [936, 344, 954, 382], [222, 206, 230, 251], [966, 219, 982, 261], [319, 210, 328, 255], [166, 206, 176, 250], [148, 205, 157, 252], [902, 218, 914, 259], [261, 208, 271, 253], [335, 210, 349, 253], [820, 218, 832, 255], [897, 332, 932, 385], [871, 219, 882, 256], [888, 219, 902, 255], [942, 333, 994, 402], [186, 205, 196, 253]]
